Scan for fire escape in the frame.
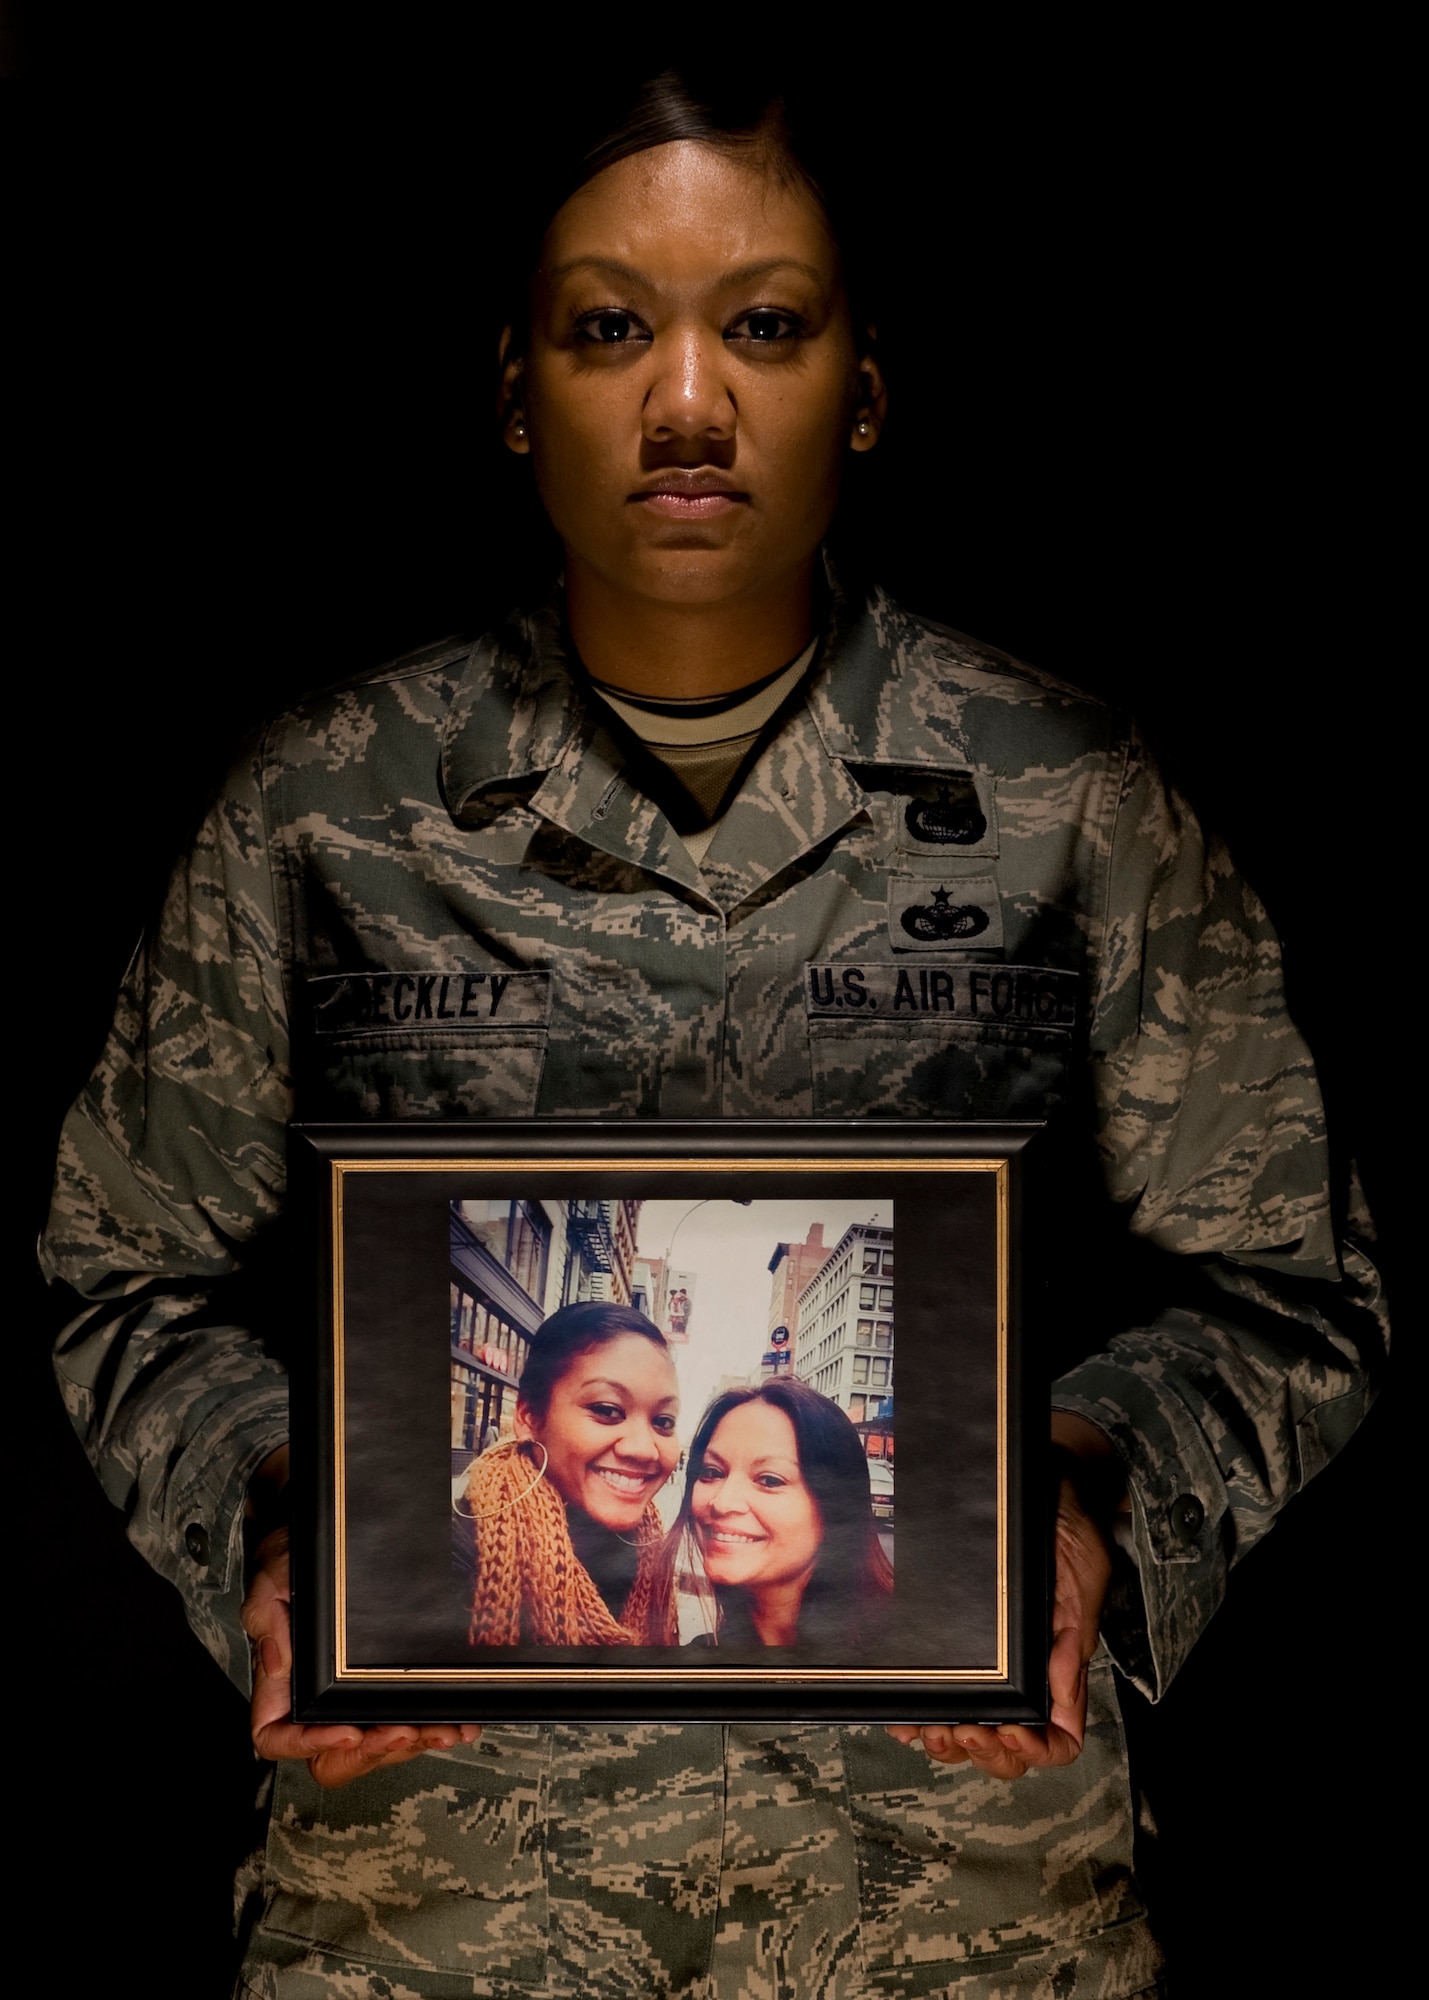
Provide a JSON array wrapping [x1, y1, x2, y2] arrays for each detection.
[[566, 1198, 617, 1275]]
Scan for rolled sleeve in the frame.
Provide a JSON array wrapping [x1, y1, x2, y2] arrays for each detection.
[[1053, 1343, 1230, 1700]]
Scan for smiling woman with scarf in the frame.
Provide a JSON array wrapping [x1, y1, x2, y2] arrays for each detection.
[[463, 1301, 680, 1648]]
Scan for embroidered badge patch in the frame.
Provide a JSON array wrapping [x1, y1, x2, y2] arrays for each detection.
[[308, 970, 552, 1035], [888, 875, 1004, 952], [904, 778, 986, 846], [893, 771, 997, 857]]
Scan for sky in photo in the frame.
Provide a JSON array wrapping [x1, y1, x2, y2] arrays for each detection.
[[634, 1198, 893, 1430]]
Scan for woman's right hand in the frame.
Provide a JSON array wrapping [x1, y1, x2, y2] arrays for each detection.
[[243, 1527, 480, 1788]]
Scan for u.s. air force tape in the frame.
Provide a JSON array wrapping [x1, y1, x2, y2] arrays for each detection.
[[805, 962, 1077, 1026], [308, 969, 552, 1034]]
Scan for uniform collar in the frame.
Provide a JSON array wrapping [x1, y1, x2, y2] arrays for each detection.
[[440, 598, 579, 809], [439, 572, 995, 906], [803, 576, 991, 773]]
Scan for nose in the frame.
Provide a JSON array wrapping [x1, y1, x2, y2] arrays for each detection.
[[612, 1419, 663, 1468], [706, 1474, 757, 1519], [642, 325, 735, 444]]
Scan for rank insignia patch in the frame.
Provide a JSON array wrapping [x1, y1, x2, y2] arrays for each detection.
[[888, 875, 1003, 952]]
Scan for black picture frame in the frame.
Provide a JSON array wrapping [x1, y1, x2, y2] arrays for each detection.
[[289, 1119, 1048, 1724]]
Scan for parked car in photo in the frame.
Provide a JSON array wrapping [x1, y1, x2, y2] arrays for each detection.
[[867, 1458, 895, 1524]]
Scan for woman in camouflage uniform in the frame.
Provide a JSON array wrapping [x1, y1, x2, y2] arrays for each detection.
[[40, 62, 1385, 2000]]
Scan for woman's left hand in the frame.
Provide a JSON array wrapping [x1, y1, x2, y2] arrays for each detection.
[[886, 1416, 1116, 1780]]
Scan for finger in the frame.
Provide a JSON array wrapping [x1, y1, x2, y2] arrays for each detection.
[[1047, 1625, 1090, 1747], [254, 1719, 367, 1762], [885, 1725, 923, 1747], [250, 1630, 300, 1738], [241, 1568, 291, 1642], [994, 1723, 1082, 1771], [903, 1727, 970, 1764], [307, 1730, 429, 1789], [415, 1727, 464, 1752], [257, 1722, 419, 1771], [940, 1727, 1028, 1779]]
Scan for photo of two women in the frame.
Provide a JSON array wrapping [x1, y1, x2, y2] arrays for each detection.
[[450, 1199, 896, 1654]]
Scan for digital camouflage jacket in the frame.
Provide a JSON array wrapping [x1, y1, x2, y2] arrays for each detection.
[[41, 584, 1385, 2000]]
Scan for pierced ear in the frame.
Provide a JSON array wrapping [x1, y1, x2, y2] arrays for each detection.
[[498, 326, 531, 455], [849, 350, 888, 453], [513, 1401, 535, 1441]]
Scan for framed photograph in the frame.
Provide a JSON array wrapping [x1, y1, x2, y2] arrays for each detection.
[[289, 1120, 1048, 1724]]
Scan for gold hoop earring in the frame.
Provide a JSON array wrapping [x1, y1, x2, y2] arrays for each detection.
[[454, 1442, 549, 1521]]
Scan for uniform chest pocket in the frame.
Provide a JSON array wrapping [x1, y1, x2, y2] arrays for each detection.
[[306, 970, 551, 1118], [259, 1730, 551, 1984], [806, 961, 1077, 1119]]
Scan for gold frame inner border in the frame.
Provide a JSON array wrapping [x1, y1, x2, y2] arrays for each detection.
[[330, 1156, 1010, 1688]]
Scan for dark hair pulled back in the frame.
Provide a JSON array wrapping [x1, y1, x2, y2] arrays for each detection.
[[517, 1299, 669, 1421], [505, 57, 875, 346]]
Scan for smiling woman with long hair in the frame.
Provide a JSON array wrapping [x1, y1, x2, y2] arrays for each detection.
[[671, 1379, 893, 1651]]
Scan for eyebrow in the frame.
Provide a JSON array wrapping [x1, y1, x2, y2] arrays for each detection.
[[579, 1376, 679, 1407], [700, 1453, 800, 1474], [547, 255, 827, 291]]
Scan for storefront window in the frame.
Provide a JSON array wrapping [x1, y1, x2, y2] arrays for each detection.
[[506, 1201, 551, 1303]]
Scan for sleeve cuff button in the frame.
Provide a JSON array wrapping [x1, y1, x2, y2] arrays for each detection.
[[184, 1523, 211, 1566], [1169, 1493, 1205, 1546]]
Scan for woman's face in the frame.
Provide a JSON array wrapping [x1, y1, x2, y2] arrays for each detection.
[[516, 1333, 680, 1531], [691, 1400, 823, 1598], [509, 139, 881, 613]]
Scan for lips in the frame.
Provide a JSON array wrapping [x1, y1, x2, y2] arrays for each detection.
[[591, 1466, 655, 1497], [703, 1527, 765, 1546], [630, 472, 747, 519]]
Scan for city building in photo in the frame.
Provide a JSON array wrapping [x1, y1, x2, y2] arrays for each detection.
[[791, 1221, 894, 1457], [761, 1221, 829, 1380], [450, 1197, 643, 1456]]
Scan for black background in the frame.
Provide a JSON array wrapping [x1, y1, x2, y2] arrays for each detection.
[[19, 32, 1401, 1998]]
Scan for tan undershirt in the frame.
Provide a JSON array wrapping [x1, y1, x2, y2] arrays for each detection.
[[592, 640, 817, 868]]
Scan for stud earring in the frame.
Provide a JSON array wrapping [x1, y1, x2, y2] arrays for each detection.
[[513, 420, 527, 439], [856, 419, 871, 437]]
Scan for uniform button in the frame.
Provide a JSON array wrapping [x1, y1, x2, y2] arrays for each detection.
[[184, 1523, 211, 1566], [1169, 1493, 1205, 1546]]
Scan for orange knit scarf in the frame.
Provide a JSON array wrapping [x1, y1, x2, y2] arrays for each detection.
[[465, 1441, 677, 1647]]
